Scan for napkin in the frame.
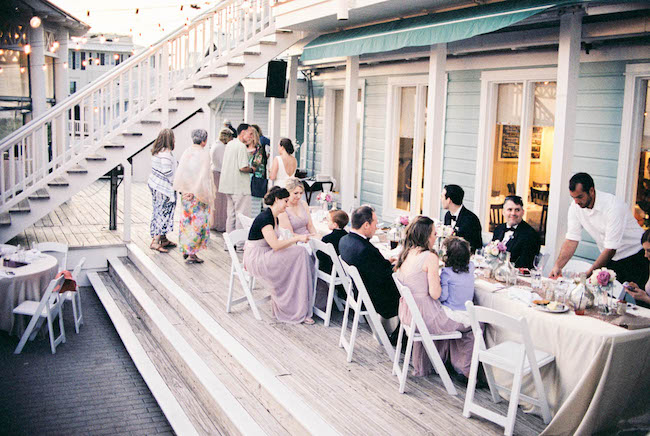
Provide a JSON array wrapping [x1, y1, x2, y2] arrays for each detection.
[[507, 287, 542, 305], [370, 235, 380, 244]]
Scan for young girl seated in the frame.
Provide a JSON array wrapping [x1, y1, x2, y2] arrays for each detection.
[[440, 236, 475, 327]]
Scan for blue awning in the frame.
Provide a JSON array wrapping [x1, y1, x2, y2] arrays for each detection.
[[301, 0, 572, 62]]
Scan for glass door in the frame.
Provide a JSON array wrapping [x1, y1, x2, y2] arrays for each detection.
[[634, 81, 650, 228]]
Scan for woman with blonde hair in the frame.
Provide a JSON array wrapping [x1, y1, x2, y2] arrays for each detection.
[[173, 129, 213, 264], [148, 128, 177, 252], [279, 177, 317, 236], [210, 128, 232, 232]]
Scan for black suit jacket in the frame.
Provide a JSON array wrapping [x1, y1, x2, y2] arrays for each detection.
[[492, 220, 540, 269], [444, 206, 483, 252], [317, 229, 347, 274], [339, 232, 400, 318]]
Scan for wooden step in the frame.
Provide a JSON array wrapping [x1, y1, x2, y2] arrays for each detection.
[[103, 144, 125, 149], [122, 132, 143, 137], [47, 177, 69, 187], [192, 84, 212, 89], [173, 96, 195, 101], [276, 29, 293, 34], [243, 50, 260, 56], [140, 120, 162, 125], [67, 165, 88, 174], [85, 154, 107, 161], [9, 199, 30, 213], [259, 40, 277, 46], [0, 212, 11, 226], [155, 108, 179, 112], [208, 73, 228, 78], [227, 61, 244, 67], [27, 188, 50, 200]]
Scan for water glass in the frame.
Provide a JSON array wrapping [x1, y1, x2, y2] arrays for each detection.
[[555, 279, 569, 305], [531, 270, 543, 294], [543, 281, 555, 301]]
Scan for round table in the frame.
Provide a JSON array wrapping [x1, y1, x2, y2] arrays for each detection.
[[0, 253, 59, 336]]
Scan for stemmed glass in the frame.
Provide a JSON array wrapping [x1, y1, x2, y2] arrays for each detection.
[[531, 253, 545, 296]]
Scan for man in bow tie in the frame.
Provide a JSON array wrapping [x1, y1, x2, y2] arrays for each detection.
[[492, 195, 540, 268], [441, 185, 483, 252]]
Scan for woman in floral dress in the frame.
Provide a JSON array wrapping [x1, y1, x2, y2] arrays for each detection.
[[173, 129, 213, 264]]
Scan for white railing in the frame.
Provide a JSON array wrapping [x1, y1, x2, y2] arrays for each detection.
[[0, 0, 274, 209]]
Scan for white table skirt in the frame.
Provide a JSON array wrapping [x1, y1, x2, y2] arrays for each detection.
[[0, 254, 59, 336], [475, 279, 650, 435]]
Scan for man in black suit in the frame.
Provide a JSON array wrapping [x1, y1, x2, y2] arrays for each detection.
[[441, 184, 483, 252], [339, 205, 400, 320], [492, 195, 540, 269]]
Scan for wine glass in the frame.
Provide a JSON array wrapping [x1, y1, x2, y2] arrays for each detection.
[[533, 253, 545, 272]]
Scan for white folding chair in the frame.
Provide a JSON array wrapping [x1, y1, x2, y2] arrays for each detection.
[[391, 274, 461, 396], [309, 239, 346, 327], [338, 257, 395, 362], [224, 229, 269, 321], [36, 241, 69, 273], [64, 257, 86, 334], [13, 275, 66, 354], [237, 213, 254, 232], [463, 301, 554, 436]]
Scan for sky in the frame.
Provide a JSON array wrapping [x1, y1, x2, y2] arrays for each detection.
[[51, 0, 217, 46]]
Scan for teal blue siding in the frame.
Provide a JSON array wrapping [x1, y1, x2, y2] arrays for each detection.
[[441, 70, 481, 214], [304, 84, 325, 175]]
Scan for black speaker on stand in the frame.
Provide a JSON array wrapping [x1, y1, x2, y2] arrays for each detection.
[[265, 60, 287, 98]]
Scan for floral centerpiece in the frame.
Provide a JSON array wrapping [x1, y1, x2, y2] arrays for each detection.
[[316, 192, 333, 210], [485, 240, 507, 262], [395, 215, 410, 228], [588, 267, 617, 314]]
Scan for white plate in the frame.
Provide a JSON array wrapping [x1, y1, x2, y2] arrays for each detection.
[[532, 303, 569, 313]]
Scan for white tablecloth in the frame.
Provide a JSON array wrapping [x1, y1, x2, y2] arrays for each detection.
[[0, 253, 59, 336], [475, 279, 650, 435]]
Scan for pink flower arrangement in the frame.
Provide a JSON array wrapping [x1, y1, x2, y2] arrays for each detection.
[[588, 267, 616, 287], [316, 192, 332, 203], [395, 215, 410, 227], [496, 242, 506, 253]]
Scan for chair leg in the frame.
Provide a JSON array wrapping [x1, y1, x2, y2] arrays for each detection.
[[504, 364, 524, 436], [226, 265, 235, 313], [47, 314, 56, 354], [76, 291, 83, 327], [14, 314, 41, 355], [339, 300, 352, 348], [463, 350, 482, 418], [530, 364, 552, 424], [347, 307, 362, 363], [399, 334, 415, 394], [323, 279, 336, 327], [484, 362, 501, 404], [29, 317, 45, 341], [58, 304, 66, 344], [71, 295, 80, 334], [392, 325, 404, 375]]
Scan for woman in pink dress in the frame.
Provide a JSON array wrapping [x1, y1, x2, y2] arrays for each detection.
[[279, 177, 317, 236], [394, 216, 474, 377]]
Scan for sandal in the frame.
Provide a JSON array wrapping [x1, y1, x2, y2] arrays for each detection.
[[186, 255, 204, 264], [150, 241, 169, 253], [160, 237, 177, 248], [303, 317, 315, 325]]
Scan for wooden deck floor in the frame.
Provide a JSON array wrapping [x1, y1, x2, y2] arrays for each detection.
[[9, 181, 547, 435]]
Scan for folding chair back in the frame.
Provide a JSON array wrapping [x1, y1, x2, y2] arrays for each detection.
[[309, 239, 346, 326], [237, 213, 254, 232], [14, 275, 66, 354], [36, 242, 69, 273], [338, 257, 395, 362], [224, 230, 268, 320], [65, 257, 86, 334], [463, 301, 554, 436], [391, 273, 460, 395]]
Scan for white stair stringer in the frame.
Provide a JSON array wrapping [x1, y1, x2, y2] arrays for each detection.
[[0, 28, 307, 243]]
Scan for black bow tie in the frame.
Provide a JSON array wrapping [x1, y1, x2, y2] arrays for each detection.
[[450, 215, 457, 221], [505, 227, 516, 233]]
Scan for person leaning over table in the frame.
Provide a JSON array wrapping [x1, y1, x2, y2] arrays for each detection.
[[441, 184, 483, 253], [339, 205, 401, 340], [615, 230, 650, 309], [549, 173, 649, 288], [492, 195, 540, 269], [243, 186, 315, 324]]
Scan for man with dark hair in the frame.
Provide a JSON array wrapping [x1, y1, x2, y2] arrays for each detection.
[[550, 173, 648, 286], [339, 206, 400, 326], [492, 195, 540, 268], [442, 184, 483, 252]]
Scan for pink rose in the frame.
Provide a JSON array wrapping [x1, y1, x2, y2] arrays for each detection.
[[399, 216, 409, 226], [497, 242, 506, 252], [596, 270, 610, 286]]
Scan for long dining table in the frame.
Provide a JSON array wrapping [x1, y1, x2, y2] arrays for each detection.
[[474, 277, 650, 435]]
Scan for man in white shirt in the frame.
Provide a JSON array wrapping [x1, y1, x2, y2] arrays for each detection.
[[219, 124, 255, 234], [550, 173, 648, 287]]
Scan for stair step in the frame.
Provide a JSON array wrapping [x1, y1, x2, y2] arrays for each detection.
[[258, 40, 277, 46], [47, 177, 69, 187], [173, 96, 195, 101], [9, 200, 30, 213], [122, 132, 143, 137], [0, 213, 10, 226], [85, 154, 107, 161], [140, 120, 161, 124], [276, 29, 293, 34], [192, 84, 212, 89], [208, 73, 228, 78], [226, 61, 244, 67], [155, 108, 179, 112], [104, 144, 125, 149], [243, 50, 260, 56], [28, 188, 50, 200], [67, 165, 88, 174]]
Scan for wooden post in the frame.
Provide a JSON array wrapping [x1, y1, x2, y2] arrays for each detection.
[[244, 91, 255, 123], [546, 8, 583, 262], [340, 56, 359, 212], [286, 55, 299, 143], [123, 160, 132, 243], [268, 97, 282, 163], [161, 43, 170, 127], [423, 44, 447, 218]]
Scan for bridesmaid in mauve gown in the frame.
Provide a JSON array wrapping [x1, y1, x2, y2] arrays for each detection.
[[394, 216, 475, 377], [279, 177, 317, 236], [243, 186, 315, 324]]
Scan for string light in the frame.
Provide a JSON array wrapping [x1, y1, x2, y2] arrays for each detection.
[[42, 64, 47, 71], [24, 44, 31, 54], [63, 62, 68, 69], [30, 16, 42, 28], [114, 54, 119, 60], [0, 50, 3, 55], [20, 67, 26, 74], [0, 68, 3, 74]]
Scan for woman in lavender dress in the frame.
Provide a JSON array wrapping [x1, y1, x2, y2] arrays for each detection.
[[394, 217, 474, 377], [279, 177, 317, 236], [243, 187, 316, 324]]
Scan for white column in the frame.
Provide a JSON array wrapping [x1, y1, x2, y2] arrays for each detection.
[[28, 26, 47, 118], [54, 30, 69, 104], [423, 44, 447, 218], [161, 42, 170, 127], [546, 9, 583, 260], [268, 97, 281, 162], [244, 91, 255, 123], [123, 160, 132, 243], [285, 55, 298, 143], [340, 56, 359, 212]]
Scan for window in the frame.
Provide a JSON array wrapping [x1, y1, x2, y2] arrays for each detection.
[[100, 53, 105, 65], [70, 81, 77, 94], [81, 52, 86, 70], [633, 81, 650, 228]]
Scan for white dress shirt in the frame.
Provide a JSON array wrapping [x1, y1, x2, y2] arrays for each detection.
[[566, 190, 643, 261], [449, 205, 463, 228], [502, 224, 518, 245]]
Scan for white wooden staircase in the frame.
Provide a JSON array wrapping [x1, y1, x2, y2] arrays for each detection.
[[0, 0, 306, 243]]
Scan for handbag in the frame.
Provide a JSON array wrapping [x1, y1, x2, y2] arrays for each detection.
[[251, 175, 268, 198]]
